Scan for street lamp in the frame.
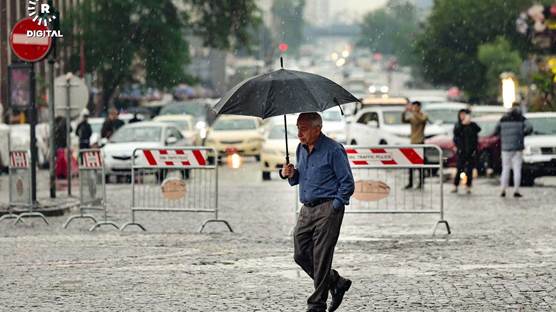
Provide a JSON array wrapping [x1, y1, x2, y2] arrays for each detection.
[[500, 72, 518, 109]]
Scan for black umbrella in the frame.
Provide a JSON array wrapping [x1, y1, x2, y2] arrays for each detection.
[[212, 57, 359, 164]]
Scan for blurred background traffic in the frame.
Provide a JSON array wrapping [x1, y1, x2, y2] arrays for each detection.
[[1, 0, 556, 187]]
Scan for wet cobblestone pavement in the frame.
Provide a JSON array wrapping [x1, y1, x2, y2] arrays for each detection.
[[0, 163, 555, 311]]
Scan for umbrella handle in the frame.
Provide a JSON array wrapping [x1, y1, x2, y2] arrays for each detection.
[[334, 97, 344, 116]]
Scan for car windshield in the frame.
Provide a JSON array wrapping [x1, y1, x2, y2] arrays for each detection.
[[529, 117, 556, 135], [268, 126, 297, 139], [322, 110, 342, 122], [426, 108, 461, 123], [159, 102, 207, 117], [475, 120, 498, 136], [213, 119, 257, 131], [110, 126, 162, 143], [382, 111, 403, 125]]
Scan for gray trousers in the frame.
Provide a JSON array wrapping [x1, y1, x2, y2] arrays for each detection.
[[294, 200, 346, 310]]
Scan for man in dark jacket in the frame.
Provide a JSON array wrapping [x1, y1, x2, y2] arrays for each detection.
[[452, 109, 481, 194], [494, 105, 533, 198], [101, 107, 124, 140], [76, 110, 92, 149]]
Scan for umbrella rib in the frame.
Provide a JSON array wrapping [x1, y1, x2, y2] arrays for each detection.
[[288, 71, 327, 112]]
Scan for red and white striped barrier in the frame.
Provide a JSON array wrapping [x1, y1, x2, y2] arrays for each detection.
[[82, 150, 103, 169], [9, 151, 29, 168], [345, 147, 424, 167], [141, 149, 208, 167]]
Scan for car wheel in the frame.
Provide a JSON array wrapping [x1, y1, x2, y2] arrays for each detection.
[[379, 139, 387, 145], [262, 171, 271, 181], [350, 140, 357, 145], [521, 172, 535, 187]]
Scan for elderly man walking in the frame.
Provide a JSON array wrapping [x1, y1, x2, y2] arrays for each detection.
[[281, 112, 355, 312]]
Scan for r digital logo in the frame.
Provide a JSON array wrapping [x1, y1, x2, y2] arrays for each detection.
[[27, 0, 56, 27]]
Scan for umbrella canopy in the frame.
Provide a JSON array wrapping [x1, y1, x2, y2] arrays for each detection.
[[212, 69, 359, 118], [212, 60, 359, 166]]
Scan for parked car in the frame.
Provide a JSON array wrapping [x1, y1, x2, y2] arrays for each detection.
[[205, 115, 264, 161], [346, 106, 447, 146], [0, 123, 9, 172], [102, 121, 187, 181], [153, 115, 200, 146], [425, 114, 502, 175], [422, 102, 468, 134], [321, 107, 347, 144], [470, 105, 506, 118], [260, 123, 298, 180], [522, 112, 556, 185], [158, 99, 218, 143]]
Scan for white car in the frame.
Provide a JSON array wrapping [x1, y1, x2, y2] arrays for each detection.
[[153, 115, 200, 146], [522, 112, 556, 185], [102, 121, 187, 180], [322, 107, 348, 144], [422, 102, 468, 134], [346, 106, 447, 146], [261, 123, 298, 180]]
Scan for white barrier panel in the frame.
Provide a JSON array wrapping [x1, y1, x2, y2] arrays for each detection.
[[63, 149, 119, 231], [294, 145, 450, 235], [120, 147, 233, 233]]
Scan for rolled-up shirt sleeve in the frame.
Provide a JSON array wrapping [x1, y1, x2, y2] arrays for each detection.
[[331, 147, 355, 209]]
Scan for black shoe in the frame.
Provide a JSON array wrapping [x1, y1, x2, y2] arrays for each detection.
[[404, 184, 413, 190], [514, 192, 523, 198], [307, 309, 325, 312], [328, 279, 352, 312], [500, 191, 506, 197]]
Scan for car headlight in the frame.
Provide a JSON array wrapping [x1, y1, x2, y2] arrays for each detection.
[[196, 121, 207, 139]]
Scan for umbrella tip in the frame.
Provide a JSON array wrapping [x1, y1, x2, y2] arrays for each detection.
[[280, 57, 284, 69]]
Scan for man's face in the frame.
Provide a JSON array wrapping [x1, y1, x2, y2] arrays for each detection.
[[412, 104, 421, 113], [109, 111, 118, 120], [297, 117, 321, 145]]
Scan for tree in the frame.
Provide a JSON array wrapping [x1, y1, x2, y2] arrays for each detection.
[[477, 37, 522, 101], [271, 0, 306, 56], [415, 0, 552, 99], [358, 0, 418, 65], [64, 0, 260, 111]]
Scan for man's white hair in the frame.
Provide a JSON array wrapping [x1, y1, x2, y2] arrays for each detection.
[[298, 112, 322, 128]]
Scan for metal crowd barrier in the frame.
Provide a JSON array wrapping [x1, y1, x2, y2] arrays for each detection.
[[294, 144, 450, 235], [0, 150, 48, 225], [63, 149, 119, 231], [120, 147, 233, 232]]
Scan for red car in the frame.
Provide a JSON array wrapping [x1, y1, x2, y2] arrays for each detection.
[[426, 115, 502, 175]]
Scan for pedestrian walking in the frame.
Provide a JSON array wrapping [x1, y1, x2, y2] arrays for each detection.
[[101, 107, 124, 140], [281, 113, 354, 312], [402, 100, 428, 189], [452, 109, 481, 194], [494, 104, 533, 198], [76, 109, 92, 149]]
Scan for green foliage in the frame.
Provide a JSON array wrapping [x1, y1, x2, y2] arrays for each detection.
[[271, 0, 306, 55], [358, 0, 419, 65], [64, 0, 260, 109], [416, 0, 552, 99], [477, 37, 522, 100]]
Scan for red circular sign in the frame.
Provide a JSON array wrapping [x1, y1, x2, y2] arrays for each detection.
[[9, 17, 52, 62], [278, 43, 289, 53]]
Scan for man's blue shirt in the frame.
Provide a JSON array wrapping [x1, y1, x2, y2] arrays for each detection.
[[288, 133, 355, 209]]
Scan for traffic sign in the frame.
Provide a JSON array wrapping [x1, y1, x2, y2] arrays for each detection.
[[55, 74, 89, 119], [9, 17, 52, 63]]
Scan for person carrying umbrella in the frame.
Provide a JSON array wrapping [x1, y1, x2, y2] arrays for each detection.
[[282, 112, 354, 312], [213, 58, 359, 312]]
